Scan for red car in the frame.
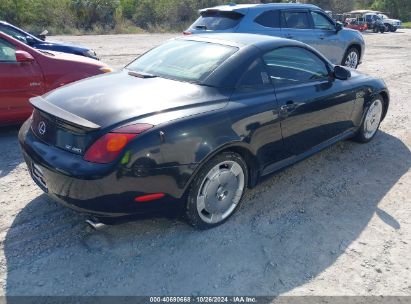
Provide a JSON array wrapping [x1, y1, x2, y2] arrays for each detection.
[[0, 32, 112, 125], [345, 18, 368, 32]]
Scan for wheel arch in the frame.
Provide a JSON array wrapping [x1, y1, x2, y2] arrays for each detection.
[[341, 43, 362, 67], [182, 142, 261, 198], [377, 90, 390, 121]]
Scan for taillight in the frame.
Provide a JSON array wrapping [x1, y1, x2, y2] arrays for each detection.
[[84, 123, 153, 164], [183, 31, 192, 35]]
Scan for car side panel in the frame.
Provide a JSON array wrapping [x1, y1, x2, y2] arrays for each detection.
[[275, 79, 357, 156], [0, 59, 44, 125], [138, 87, 286, 180]]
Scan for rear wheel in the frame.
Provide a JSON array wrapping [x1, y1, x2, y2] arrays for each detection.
[[353, 95, 384, 143], [185, 152, 247, 229], [343, 47, 359, 69]]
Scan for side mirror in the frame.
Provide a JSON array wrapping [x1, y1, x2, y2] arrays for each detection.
[[334, 65, 351, 80], [335, 22, 343, 32], [37, 30, 48, 41], [15, 50, 35, 63]]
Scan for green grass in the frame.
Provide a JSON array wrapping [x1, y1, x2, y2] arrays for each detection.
[[403, 22, 411, 29]]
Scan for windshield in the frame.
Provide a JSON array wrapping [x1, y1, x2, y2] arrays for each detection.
[[0, 24, 38, 45], [127, 39, 238, 83]]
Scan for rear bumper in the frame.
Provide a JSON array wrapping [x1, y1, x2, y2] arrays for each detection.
[[19, 119, 197, 217]]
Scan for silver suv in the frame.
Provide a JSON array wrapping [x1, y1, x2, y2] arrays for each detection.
[[185, 3, 365, 68]]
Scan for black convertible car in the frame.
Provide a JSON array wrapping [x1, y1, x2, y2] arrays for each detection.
[[19, 34, 389, 229]]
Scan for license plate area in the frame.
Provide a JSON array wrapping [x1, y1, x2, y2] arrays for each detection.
[[32, 162, 48, 192], [31, 110, 89, 156]]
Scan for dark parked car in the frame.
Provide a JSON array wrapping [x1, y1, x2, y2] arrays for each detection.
[[0, 21, 98, 59], [363, 13, 387, 33], [19, 34, 389, 229], [185, 3, 365, 69]]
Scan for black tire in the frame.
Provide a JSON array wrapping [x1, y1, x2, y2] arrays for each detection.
[[373, 26, 378, 33], [385, 24, 392, 32], [342, 47, 360, 69], [185, 151, 248, 230], [390, 27, 397, 32], [352, 95, 385, 143], [380, 26, 385, 33]]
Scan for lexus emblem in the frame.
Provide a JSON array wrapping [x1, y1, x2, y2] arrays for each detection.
[[38, 121, 46, 135]]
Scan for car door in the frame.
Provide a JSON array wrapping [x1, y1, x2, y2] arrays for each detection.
[[261, 46, 357, 156], [280, 10, 317, 46], [230, 58, 288, 168], [309, 10, 343, 65], [364, 14, 373, 28], [0, 38, 44, 124]]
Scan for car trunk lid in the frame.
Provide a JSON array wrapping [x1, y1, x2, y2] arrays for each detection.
[[29, 70, 230, 156]]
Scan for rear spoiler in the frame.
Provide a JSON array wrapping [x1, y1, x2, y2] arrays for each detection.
[[30, 96, 101, 131], [199, 8, 246, 15]]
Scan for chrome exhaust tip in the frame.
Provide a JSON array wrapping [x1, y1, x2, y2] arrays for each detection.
[[85, 218, 105, 230]]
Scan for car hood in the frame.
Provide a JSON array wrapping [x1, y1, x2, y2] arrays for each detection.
[[347, 68, 386, 88], [349, 68, 371, 79], [384, 18, 401, 23], [40, 50, 102, 65], [37, 40, 88, 51], [41, 70, 230, 129]]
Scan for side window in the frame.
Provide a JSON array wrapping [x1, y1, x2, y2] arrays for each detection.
[[0, 38, 16, 62], [237, 58, 270, 88], [262, 47, 329, 87], [255, 10, 280, 28], [311, 11, 335, 30], [282, 11, 311, 29]]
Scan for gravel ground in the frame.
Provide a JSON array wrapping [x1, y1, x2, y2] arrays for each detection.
[[0, 30, 410, 297]]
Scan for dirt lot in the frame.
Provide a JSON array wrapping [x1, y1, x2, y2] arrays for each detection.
[[0, 30, 410, 297]]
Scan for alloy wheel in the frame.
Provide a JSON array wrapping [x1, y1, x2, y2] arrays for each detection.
[[345, 51, 358, 68], [196, 160, 245, 224], [364, 99, 383, 139]]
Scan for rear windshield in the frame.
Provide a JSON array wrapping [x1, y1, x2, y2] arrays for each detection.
[[191, 10, 243, 30], [127, 39, 238, 83]]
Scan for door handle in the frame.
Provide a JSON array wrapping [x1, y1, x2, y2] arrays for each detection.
[[319, 35, 325, 40], [285, 34, 293, 39], [280, 101, 298, 116]]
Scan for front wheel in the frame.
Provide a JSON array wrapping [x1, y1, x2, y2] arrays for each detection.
[[353, 96, 384, 143], [185, 152, 248, 229], [390, 26, 397, 32], [343, 47, 359, 69]]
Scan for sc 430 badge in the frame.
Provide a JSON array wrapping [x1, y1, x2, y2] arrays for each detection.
[[65, 145, 82, 154]]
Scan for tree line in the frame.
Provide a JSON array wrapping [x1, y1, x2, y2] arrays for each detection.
[[0, 0, 410, 35]]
